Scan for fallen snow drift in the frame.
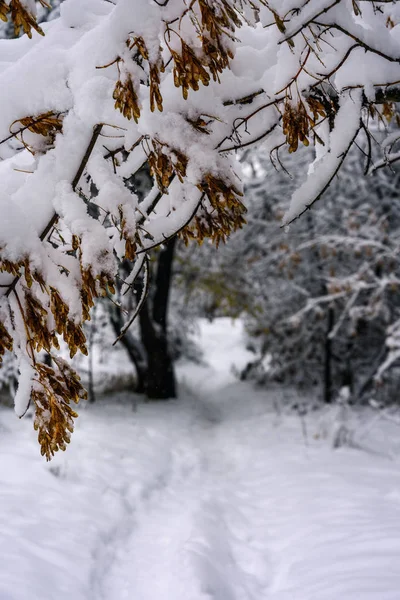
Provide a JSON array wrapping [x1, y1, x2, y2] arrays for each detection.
[[0, 319, 400, 599]]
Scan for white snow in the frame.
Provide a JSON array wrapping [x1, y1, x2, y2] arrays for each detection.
[[1, 319, 400, 599]]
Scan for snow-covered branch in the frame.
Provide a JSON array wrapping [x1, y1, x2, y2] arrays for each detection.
[[1, 0, 400, 455]]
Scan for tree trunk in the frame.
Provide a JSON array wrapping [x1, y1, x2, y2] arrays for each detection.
[[87, 303, 96, 403], [111, 239, 177, 399], [139, 303, 176, 399], [110, 305, 147, 394], [324, 306, 334, 403], [139, 238, 177, 399]]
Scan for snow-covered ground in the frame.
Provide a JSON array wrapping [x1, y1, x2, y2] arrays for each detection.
[[1, 319, 400, 600]]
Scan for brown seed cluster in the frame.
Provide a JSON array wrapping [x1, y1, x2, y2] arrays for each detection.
[[0, 257, 25, 278], [197, 0, 239, 81], [147, 139, 188, 194], [378, 101, 400, 126], [50, 287, 87, 358], [71, 235, 115, 322], [0, 1, 8, 22], [33, 357, 86, 461], [181, 174, 246, 247], [10, 111, 63, 154], [199, 0, 241, 37], [113, 75, 141, 122], [149, 63, 163, 113], [123, 237, 137, 261], [171, 40, 211, 100], [1, 235, 116, 459], [25, 291, 57, 353], [0, 256, 88, 461], [0, 256, 47, 293], [114, 2, 245, 115], [0, 322, 13, 364], [17, 111, 62, 137], [0, 0, 49, 38], [81, 266, 115, 321], [144, 135, 245, 246], [118, 205, 141, 261], [129, 37, 164, 113], [306, 97, 326, 124], [282, 100, 310, 153], [114, 36, 164, 120], [170, 0, 241, 99], [282, 98, 326, 153]]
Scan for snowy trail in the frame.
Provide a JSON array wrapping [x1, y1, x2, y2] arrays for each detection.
[[1, 319, 400, 599], [99, 389, 272, 600]]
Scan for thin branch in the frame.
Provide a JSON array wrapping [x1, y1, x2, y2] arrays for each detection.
[[113, 254, 150, 345]]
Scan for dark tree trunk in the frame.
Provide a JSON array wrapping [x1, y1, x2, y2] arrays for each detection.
[[87, 303, 96, 403], [110, 305, 147, 394], [139, 303, 176, 399], [324, 306, 334, 403], [111, 239, 177, 399], [306, 212, 336, 404], [139, 238, 177, 399]]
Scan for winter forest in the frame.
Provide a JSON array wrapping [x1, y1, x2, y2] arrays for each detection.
[[1, 0, 400, 598]]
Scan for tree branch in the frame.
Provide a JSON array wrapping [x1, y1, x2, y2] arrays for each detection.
[[4, 123, 103, 298]]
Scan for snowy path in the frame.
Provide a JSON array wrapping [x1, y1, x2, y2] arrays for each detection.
[[1, 320, 400, 599]]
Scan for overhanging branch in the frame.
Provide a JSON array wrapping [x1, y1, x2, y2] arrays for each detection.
[[4, 124, 104, 298]]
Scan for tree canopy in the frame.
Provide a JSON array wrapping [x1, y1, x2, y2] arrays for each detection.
[[0, 0, 399, 458]]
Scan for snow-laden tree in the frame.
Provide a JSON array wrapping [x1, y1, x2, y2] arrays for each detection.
[[216, 145, 400, 405], [1, 0, 400, 457]]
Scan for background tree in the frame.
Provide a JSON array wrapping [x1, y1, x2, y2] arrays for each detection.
[[197, 142, 400, 405]]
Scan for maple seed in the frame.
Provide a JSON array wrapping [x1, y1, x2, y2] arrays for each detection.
[[282, 98, 325, 153], [113, 76, 141, 122], [181, 174, 246, 247], [9, 0, 45, 38], [33, 359, 86, 461]]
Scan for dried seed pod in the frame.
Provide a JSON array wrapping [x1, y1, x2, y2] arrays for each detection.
[[282, 100, 311, 153], [32, 359, 86, 461], [25, 291, 54, 353], [124, 238, 137, 261], [0, 322, 13, 364], [382, 102, 395, 124], [186, 116, 211, 135], [16, 112, 63, 137], [130, 36, 149, 60], [306, 97, 326, 124], [130, 36, 164, 113], [171, 40, 210, 99], [182, 173, 246, 247], [113, 75, 141, 122], [0, 0, 8, 22], [49, 287, 87, 357], [150, 64, 163, 113], [119, 206, 140, 260], [201, 36, 233, 82], [9, 111, 63, 154], [9, 0, 44, 38], [199, 0, 241, 39], [0, 258, 22, 277], [147, 139, 188, 193]]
